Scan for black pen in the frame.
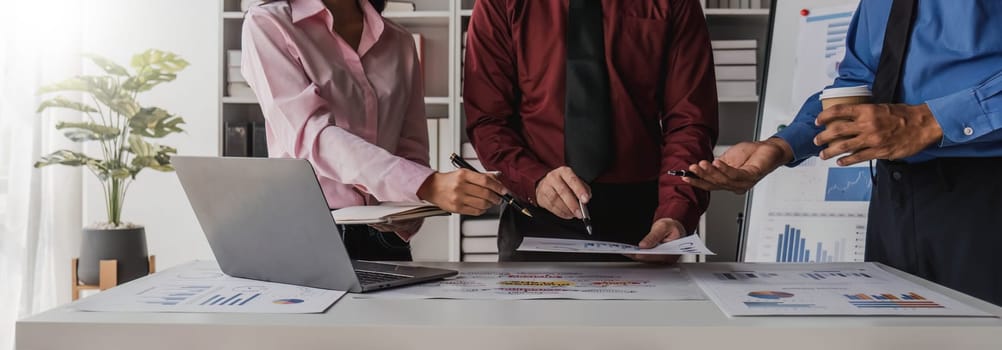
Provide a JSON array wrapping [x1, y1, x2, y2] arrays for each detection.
[[449, 153, 533, 218], [667, 170, 701, 179]]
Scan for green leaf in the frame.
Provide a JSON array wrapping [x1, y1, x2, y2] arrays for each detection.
[[37, 96, 99, 114], [38, 76, 140, 118], [56, 121, 121, 142], [122, 69, 177, 92], [33, 150, 110, 181], [83, 54, 130, 76], [127, 135, 177, 172], [129, 107, 185, 138], [130, 49, 189, 74]]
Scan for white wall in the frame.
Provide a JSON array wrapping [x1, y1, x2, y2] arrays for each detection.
[[81, 0, 220, 270]]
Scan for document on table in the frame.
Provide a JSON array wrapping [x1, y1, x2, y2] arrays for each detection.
[[74, 261, 345, 314], [356, 265, 706, 300], [683, 262, 992, 317], [517, 234, 715, 255]]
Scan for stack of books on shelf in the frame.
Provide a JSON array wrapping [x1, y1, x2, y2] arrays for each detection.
[[712, 40, 758, 100], [705, 0, 771, 9], [459, 142, 500, 262], [384, 1, 416, 12], [226, 50, 254, 98]]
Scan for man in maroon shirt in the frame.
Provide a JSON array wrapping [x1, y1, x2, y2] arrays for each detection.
[[464, 0, 718, 262]]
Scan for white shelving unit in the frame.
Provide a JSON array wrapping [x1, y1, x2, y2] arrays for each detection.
[[218, 0, 771, 262]]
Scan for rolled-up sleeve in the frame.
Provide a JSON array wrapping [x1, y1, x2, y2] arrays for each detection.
[[927, 69, 1002, 146], [241, 9, 433, 204]]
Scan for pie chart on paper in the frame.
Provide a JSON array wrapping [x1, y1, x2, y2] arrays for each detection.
[[747, 291, 795, 300]]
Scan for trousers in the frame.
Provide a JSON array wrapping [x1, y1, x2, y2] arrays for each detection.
[[867, 158, 1002, 306]]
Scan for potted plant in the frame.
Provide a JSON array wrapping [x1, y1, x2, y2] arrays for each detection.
[[34, 49, 189, 285]]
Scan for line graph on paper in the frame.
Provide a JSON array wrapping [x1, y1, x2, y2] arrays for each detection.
[[825, 167, 872, 202]]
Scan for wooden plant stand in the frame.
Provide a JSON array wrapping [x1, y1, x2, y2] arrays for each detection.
[[71, 255, 156, 301]]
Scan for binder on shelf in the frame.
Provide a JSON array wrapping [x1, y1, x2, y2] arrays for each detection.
[[713, 50, 757, 65], [384, 1, 416, 12], [227, 83, 255, 97], [716, 81, 758, 98], [461, 237, 499, 254], [427, 119, 439, 170], [461, 218, 500, 237], [715, 66, 757, 81], [461, 142, 477, 159], [251, 123, 268, 158], [711, 40, 758, 50], [223, 122, 249, 157], [412, 33, 423, 64]]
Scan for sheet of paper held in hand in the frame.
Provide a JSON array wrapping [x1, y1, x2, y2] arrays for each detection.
[[516, 234, 715, 255], [356, 265, 706, 300], [74, 261, 346, 314], [684, 262, 993, 317]]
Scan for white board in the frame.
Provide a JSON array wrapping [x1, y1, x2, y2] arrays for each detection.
[[742, 0, 868, 263]]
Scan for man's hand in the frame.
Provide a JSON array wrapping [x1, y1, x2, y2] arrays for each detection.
[[625, 218, 686, 264], [369, 219, 423, 235], [815, 103, 943, 165], [684, 138, 793, 194], [535, 166, 591, 220], [417, 170, 507, 216]]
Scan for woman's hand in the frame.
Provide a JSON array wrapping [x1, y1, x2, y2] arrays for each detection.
[[417, 170, 508, 216]]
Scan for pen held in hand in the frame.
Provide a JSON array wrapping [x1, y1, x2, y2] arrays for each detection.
[[579, 200, 593, 235], [449, 153, 533, 218], [667, 170, 700, 179]]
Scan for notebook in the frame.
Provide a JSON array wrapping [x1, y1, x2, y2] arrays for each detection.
[[330, 202, 449, 225]]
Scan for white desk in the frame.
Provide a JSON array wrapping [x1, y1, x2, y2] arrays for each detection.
[[17, 262, 1002, 350]]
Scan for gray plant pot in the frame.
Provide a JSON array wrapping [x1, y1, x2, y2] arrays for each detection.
[[77, 226, 149, 286]]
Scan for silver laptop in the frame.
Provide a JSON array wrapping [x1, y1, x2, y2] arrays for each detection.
[[173, 156, 457, 293]]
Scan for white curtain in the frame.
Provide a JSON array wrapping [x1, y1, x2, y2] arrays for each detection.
[[0, 1, 84, 349]]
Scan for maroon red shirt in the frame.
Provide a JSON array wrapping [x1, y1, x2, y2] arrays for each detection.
[[463, 0, 719, 232]]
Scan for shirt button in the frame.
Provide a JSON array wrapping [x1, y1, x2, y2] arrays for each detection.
[[963, 127, 974, 136], [892, 172, 903, 181]]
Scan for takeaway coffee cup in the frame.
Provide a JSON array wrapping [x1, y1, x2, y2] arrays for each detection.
[[820, 85, 872, 109]]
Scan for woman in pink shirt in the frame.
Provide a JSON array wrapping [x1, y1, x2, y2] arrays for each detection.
[[243, 0, 506, 260]]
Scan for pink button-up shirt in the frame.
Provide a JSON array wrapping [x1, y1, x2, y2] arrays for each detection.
[[242, 0, 434, 225]]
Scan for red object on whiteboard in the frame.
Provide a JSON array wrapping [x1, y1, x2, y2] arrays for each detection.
[[801, 9, 810, 16]]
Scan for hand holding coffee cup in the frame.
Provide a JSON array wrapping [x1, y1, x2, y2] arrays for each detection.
[[814, 85, 942, 165]]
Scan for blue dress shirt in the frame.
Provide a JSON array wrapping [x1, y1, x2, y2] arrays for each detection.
[[775, 0, 1002, 165]]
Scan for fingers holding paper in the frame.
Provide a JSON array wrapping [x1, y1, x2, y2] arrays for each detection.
[[625, 218, 686, 264]]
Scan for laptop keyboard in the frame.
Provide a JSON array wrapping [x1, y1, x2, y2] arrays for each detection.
[[355, 270, 412, 285]]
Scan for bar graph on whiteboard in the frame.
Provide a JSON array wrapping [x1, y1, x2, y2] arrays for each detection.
[[747, 212, 866, 263]]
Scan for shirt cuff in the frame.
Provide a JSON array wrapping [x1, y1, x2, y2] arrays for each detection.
[[654, 200, 701, 235], [389, 158, 436, 203], [509, 162, 552, 206], [773, 123, 823, 167], [926, 88, 992, 146]]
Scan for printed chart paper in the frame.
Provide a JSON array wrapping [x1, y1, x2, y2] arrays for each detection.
[[74, 261, 345, 314], [358, 265, 706, 300], [684, 263, 992, 317], [517, 234, 715, 255]]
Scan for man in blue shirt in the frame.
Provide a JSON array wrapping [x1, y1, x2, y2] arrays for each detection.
[[686, 0, 1002, 305]]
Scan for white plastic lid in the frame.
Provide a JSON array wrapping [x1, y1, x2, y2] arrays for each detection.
[[820, 85, 872, 99]]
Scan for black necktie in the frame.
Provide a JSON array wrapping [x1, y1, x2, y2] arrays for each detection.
[[565, 0, 613, 182], [872, 0, 918, 104]]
